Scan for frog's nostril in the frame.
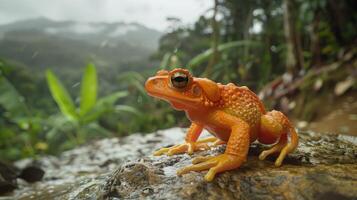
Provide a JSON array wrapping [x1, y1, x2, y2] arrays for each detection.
[[145, 78, 159, 91]]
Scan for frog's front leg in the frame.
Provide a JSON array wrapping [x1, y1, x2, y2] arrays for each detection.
[[154, 122, 210, 156], [177, 111, 250, 181]]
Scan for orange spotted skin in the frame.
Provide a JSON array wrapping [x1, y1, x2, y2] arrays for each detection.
[[217, 83, 265, 142], [145, 68, 299, 182]]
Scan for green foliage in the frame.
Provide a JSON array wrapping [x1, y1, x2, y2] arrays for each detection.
[[0, 61, 134, 161], [160, 53, 172, 69], [46, 64, 131, 147], [0, 65, 42, 160], [0, 73, 30, 125], [117, 71, 146, 95], [80, 63, 97, 117], [109, 70, 181, 135], [82, 91, 129, 124], [47, 64, 129, 124], [46, 70, 78, 120], [188, 40, 261, 69]]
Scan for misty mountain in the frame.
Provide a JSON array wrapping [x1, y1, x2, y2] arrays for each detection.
[[0, 17, 162, 92], [0, 17, 162, 50]]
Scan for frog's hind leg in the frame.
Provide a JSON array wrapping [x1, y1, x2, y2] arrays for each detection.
[[274, 126, 298, 166], [258, 110, 299, 167], [258, 133, 288, 162]]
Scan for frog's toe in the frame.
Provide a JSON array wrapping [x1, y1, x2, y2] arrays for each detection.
[[155, 142, 211, 157], [192, 155, 215, 164], [153, 148, 170, 156], [212, 139, 226, 146], [204, 166, 220, 182], [195, 143, 210, 151], [258, 150, 270, 160], [197, 137, 226, 147], [274, 146, 289, 167], [153, 144, 179, 156], [203, 154, 244, 182], [177, 159, 217, 176], [258, 139, 287, 161], [197, 137, 217, 143], [178, 154, 245, 182], [167, 144, 188, 156]]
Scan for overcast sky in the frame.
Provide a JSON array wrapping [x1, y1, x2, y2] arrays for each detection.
[[0, 0, 213, 31]]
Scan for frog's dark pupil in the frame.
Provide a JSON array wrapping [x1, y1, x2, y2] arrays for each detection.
[[171, 74, 188, 88], [174, 76, 187, 82]]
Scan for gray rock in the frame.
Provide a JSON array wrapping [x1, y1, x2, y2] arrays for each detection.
[[3, 128, 357, 200], [0, 161, 18, 195]]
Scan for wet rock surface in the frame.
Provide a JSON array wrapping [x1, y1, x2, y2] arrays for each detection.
[[0, 161, 18, 195], [1, 128, 356, 200], [0, 161, 44, 195]]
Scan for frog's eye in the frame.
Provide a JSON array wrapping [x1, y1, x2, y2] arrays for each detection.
[[170, 72, 189, 89]]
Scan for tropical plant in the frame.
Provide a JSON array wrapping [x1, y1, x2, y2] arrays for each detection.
[[0, 63, 43, 160], [46, 63, 132, 148]]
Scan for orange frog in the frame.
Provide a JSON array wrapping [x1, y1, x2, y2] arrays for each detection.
[[145, 68, 298, 181]]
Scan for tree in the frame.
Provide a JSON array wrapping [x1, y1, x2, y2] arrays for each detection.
[[204, 0, 221, 76], [283, 0, 304, 73]]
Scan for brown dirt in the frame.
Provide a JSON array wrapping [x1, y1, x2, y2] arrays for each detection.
[[306, 94, 357, 136]]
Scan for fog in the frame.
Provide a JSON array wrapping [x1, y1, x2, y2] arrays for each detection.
[[0, 0, 212, 31]]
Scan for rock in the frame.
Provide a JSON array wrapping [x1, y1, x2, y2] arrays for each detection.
[[0, 161, 18, 195], [2, 128, 357, 200], [101, 130, 357, 200], [0, 160, 45, 195], [18, 165, 45, 183], [101, 161, 164, 199]]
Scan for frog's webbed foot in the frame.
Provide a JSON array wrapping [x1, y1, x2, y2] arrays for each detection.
[[258, 111, 299, 167], [177, 153, 245, 182], [258, 137, 287, 166], [197, 137, 226, 147], [259, 130, 298, 167], [154, 142, 210, 156]]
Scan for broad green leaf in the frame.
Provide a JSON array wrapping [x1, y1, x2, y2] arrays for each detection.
[[188, 40, 261, 69], [79, 63, 97, 116], [81, 91, 128, 124], [46, 70, 78, 120]]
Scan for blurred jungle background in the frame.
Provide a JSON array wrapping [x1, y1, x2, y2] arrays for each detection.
[[0, 0, 356, 161]]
